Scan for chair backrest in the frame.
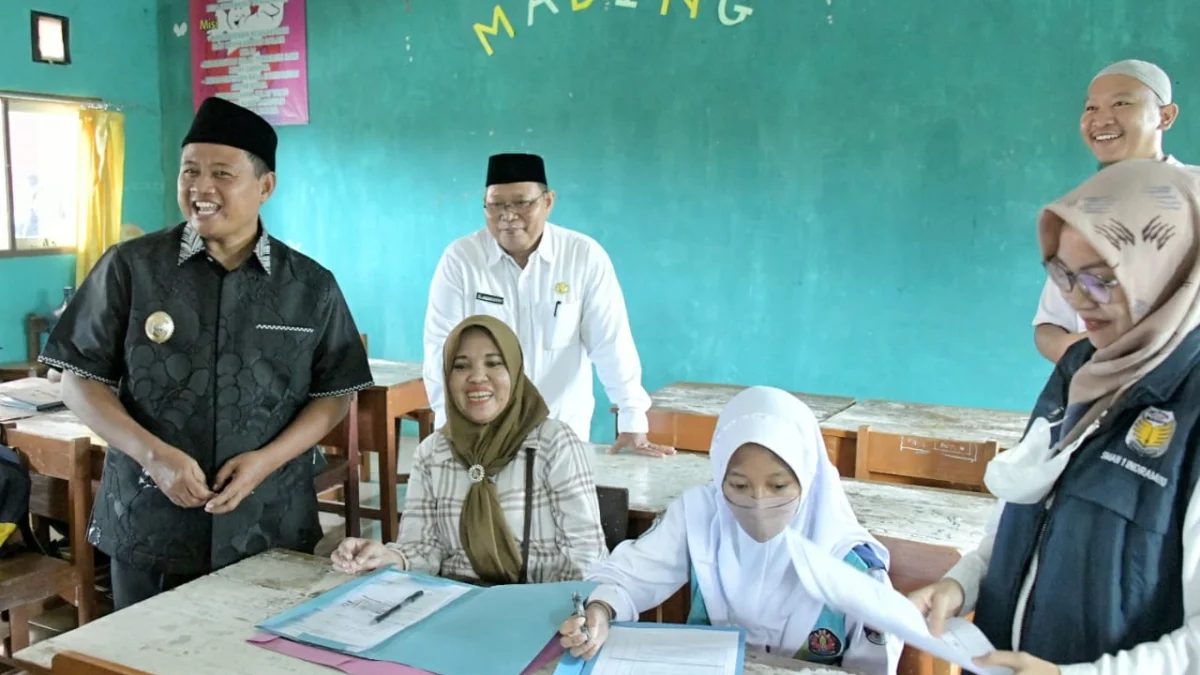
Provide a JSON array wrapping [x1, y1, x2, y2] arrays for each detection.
[[595, 486, 629, 551], [855, 425, 997, 493], [874, 534, 962, 595], [52, 651, 154, 675], [25, 314, 50, 363]]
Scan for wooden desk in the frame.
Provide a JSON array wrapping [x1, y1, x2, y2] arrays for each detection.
[[360, 359, 427, 542], [821, 399, 1030, 468], [633, 382, 856, 460], [14, 549, 847, 675]]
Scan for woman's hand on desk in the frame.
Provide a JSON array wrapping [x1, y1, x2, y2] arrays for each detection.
[[907, 578, 965, 636], [331, 538, 404, 574], [145, 445, 214, 508], [558, 602, 612, 660]]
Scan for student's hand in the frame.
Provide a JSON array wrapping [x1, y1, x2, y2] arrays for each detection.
[[331, 538, 403, 574], [974, 650, 1060, 674], [145, 445, 214, 508], [558, 602, 611, 660], [908, 578, 965, 636], [206, 450, 276, 514], [608, 432, 676, 457]]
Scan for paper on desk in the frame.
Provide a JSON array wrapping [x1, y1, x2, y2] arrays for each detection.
[[591, 625, 740, 675], [554, 623, 745, 675], [269, 568, 470, 653], [786, 535, 1012, 675]]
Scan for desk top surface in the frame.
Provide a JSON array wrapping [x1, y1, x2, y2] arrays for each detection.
[[15, 549, 847, 675], [399, 441, 993, 553], [821, 398, 1030, 447], [369, 359, 424, 389], [648, 382, 856, 421]]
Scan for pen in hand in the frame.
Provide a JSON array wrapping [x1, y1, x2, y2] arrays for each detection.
[[572, 592, 589, 641], [373, 589, 425, 624]]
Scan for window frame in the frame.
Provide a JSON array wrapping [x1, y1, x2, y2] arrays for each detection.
[[0, 91, 99, 259]]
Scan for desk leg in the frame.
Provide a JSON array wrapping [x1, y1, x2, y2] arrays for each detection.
[[379, 408, 399, 543]]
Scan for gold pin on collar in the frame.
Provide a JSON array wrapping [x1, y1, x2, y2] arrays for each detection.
[[145, 311, 175, 344]]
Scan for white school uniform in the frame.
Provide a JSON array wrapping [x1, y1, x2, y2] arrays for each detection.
[[585, 387, 902, 675], [422, 223, 652, 442]]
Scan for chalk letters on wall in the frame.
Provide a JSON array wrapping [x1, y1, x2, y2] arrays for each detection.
[[475, 0, 752, 55]]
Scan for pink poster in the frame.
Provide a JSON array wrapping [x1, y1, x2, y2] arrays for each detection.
[[190, 0, 310, 126]]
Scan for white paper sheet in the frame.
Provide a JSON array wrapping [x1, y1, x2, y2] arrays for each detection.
[[785, 534, 1013, 675], [589, 626, 739, 675], [276, 569, 470, 653]]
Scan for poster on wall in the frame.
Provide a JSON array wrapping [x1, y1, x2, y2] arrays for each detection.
[[190, 0, 309, 125]]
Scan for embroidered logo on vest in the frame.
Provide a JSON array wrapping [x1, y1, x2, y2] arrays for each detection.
[[864, 626, 887, 645], [807, 628, 842, 657], [1126, 407, 1176, 458]]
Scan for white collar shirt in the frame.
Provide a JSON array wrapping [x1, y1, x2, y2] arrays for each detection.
[[423, 222, 651, 441]]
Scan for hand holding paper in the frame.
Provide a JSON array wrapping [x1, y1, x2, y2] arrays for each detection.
[[783, 533, 1013, 675]]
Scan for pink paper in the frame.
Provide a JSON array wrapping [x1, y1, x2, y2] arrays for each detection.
[[247, 632, 562, 675]]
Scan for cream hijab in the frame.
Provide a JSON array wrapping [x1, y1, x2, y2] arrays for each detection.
[[987, 160, 1200, 502], [681, 386, 887, 651], [1042, 159, 1200, 441]]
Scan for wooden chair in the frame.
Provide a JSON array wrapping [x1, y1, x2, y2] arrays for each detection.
[[0, 427, 96, 655], [876, 534, 964, 675], [315, 392, 362, 538], [855, 425, 997, 493], [0, 315, 50, 382], [595, 486, 629, 552]]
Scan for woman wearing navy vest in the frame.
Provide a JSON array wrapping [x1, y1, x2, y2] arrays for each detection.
[[910, 159, 1200, 675]]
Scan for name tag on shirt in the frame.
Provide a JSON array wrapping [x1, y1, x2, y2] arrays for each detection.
[[476, 292, 504, 305]]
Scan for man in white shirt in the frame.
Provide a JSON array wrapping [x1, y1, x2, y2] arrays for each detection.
[[423, 153, 673, 457], [1034, 59, 1183, 362]]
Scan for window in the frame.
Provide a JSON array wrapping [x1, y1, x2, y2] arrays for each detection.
[[0, 96, 82, 256]]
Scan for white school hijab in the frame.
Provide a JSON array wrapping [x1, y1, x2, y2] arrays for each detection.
[[682, 386, 888, 651]]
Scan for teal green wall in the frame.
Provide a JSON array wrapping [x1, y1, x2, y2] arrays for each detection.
[[0, 0, 162, 363], [154, 0, 1196, 442]]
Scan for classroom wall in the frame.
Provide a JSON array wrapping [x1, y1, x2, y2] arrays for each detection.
[[0, 0, 163, 364], [154, 0, 1198, 443]]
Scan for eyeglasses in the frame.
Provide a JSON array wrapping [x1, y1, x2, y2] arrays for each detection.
[[484, 192, 546, 217], [1044, 258, 1120, 304]]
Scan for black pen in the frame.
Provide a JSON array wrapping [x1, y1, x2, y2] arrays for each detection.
[[372, 589, 424, 624], [554, 301, 561, 317]]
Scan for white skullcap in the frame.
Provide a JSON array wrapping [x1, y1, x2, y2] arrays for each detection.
[[1092, 59, 1173, 105]]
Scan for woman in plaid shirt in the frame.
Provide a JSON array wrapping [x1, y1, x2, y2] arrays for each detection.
[[332, 315, 607, 583]]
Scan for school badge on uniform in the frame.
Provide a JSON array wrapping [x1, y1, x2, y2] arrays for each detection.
[[145, 311, 175, 344], [807, 628, 842, 657], [555, 281, 568, 294], [1126, 407, 1176, 458]]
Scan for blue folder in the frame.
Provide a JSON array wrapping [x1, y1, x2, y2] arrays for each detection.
[[258, 567, 597, 675], [551, 622, 746, 675]]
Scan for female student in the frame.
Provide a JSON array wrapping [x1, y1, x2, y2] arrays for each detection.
[[911, 159, 1200, 675], [559, 386, 900, 675], [332, 315, 607, 583]]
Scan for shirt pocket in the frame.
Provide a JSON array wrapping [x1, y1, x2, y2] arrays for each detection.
[[540, 301, 581, 350]]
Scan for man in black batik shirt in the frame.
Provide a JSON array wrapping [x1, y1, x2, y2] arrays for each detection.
[[40, 97, 374, 610]]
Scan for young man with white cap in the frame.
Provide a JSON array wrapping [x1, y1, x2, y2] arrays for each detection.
[[423, 153, 672, 457], [1033, 59, 1185, 362]]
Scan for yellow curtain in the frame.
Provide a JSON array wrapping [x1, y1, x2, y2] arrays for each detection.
[[75, 108, 126, 285]]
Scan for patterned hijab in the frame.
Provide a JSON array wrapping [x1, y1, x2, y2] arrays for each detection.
[[1039, 159, 1200, 441], [440, 315, 549, 583]]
